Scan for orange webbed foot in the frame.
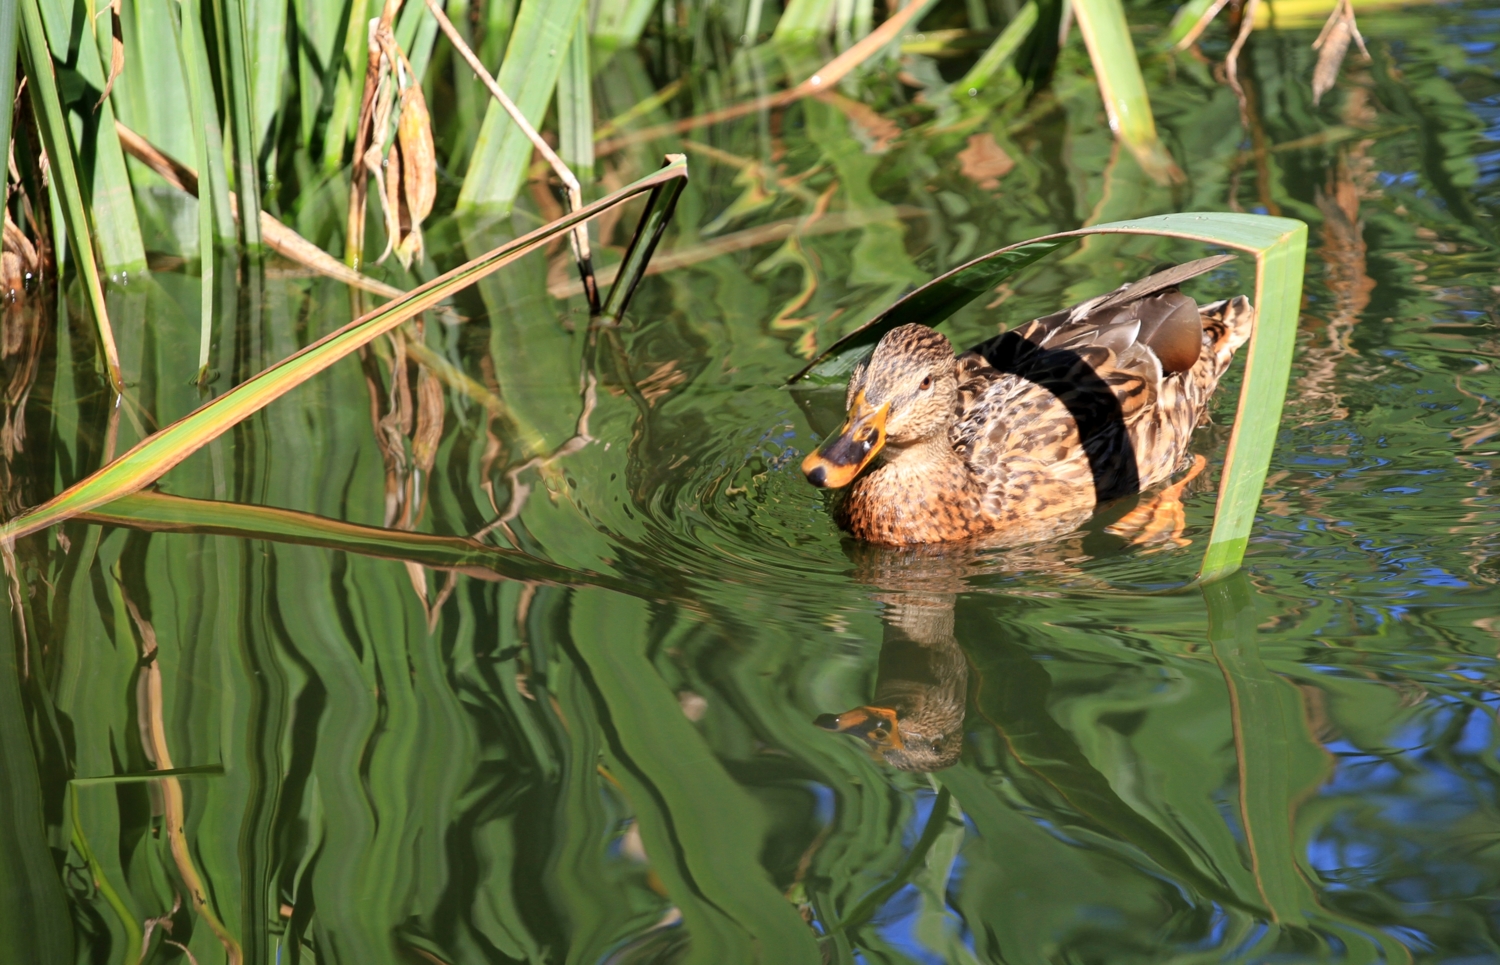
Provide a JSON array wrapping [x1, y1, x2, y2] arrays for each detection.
[[1106, 454, 1208, 550]]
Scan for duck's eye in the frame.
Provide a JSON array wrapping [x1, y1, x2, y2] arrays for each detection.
[[919, 375, 932, 391]]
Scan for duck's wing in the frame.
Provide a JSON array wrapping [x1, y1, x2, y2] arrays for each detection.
[[950, 256, 1241, 521], [953, 338, 1155, 523], [979, 254, 1237, 376]]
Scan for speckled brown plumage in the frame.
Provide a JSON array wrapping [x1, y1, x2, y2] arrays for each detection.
[[823, 265, 1254, 546]]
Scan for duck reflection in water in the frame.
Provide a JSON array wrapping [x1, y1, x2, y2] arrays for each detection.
[[810, 497, 1140, 771], [816, 591, 968, 772]]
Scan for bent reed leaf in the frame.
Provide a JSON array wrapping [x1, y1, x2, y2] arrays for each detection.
[[428, 0, 598, 310], [82, 492, 616, 588], [0, 157, 688, 546], [789, 212, 1307, 584]]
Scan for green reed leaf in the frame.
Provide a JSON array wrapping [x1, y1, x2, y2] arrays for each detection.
[[0, 0, 16, 177], [601, 164, 687, 320], [246, 0, 287, 152], [457, 0, 587, 213], [955, 0, 1036, 98], [1070, 0, 1181, 183], [214, 0, 263, 248], [1164, 0, 1223, 48], [30, 0, 150, 275], [78, 11, 149, 275], [774, 0, 839, 43], [0, 156, 688, 545], [71, 766, 226, 785], [19, 0, 123, 391], [789, 212, 1308, 583], [590, 0, 658, 51], [321, 0, 371, 173], [557, 5, 594, 185]]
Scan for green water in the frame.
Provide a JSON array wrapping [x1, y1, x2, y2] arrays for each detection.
[[4, 4, 1500, 963]]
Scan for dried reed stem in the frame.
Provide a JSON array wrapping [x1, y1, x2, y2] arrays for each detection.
[[596, 0, 934, 154], [424, 0, 599, 312]]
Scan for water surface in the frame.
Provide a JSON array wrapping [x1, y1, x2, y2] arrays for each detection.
[[4, 4, 1500, 962]]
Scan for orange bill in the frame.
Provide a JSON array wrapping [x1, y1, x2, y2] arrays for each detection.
[[801, 391, 889, 489], [813, 705, 903, 752]]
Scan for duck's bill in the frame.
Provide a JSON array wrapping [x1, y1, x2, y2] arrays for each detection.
[[801, 392, 889, 488], [813, 705, 904, 751]]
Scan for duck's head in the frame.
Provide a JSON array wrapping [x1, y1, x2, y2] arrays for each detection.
[[814, 704, 963, 772], [802, 324, 958, 489]]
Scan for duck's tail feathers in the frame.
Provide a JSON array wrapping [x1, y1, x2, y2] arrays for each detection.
[[1199, 296, 1255, 372]]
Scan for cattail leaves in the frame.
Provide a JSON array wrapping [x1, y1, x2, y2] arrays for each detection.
[[214, 0, 263, 249], [426, 0, 599, 308], [456, 0, 587, 213], [557, 5, 594, 185], [0, 0, 17, 193]]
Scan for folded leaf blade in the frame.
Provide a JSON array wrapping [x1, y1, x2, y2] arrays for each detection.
[[0, 157, 688, 545]]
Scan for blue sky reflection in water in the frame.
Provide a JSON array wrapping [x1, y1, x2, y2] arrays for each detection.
[[4, 1, 1500, 962]]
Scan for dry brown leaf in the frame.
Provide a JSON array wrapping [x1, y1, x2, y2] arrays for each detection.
[[398, 85, 436, 225], [2, 214, 38, 299], [96, 0, 124, 108], [1311, 18, 1351, 105], [817, 91, 900, 153], [957, 133, 1015, 191], [1311, 0, 1369, 106], [396, 82, 436, 267], [411, 364, 444, 473], [384, 142, 403, 261]]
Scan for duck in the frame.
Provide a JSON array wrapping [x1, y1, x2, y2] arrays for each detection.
[[800, 256, 1254, 545], [815, 593, 968, 772]]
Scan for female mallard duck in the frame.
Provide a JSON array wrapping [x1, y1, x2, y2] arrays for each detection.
[[801, 256, 1254, 545]]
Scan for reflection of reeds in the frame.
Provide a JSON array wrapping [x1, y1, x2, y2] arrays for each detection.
[[0, 300, 46, 520], [121, 579, 243, 965], [1294, 85, 1379, 426]]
